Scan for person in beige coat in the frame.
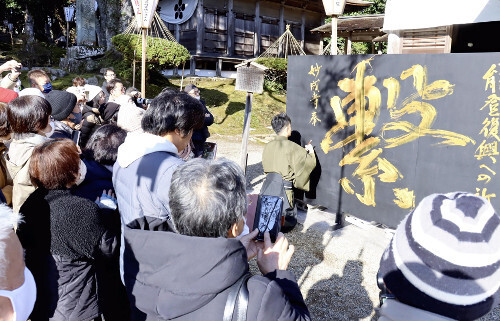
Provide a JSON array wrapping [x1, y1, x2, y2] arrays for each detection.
[[5, 95, 53, 213]]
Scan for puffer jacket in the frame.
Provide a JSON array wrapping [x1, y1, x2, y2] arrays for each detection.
[[5, 133, 50, 213], [123, 227, 310, 321], [17, 188, 119, 321]]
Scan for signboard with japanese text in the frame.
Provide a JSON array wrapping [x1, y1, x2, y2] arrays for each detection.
[[287, 53, 499, 228], [131, 0, 159, 28]]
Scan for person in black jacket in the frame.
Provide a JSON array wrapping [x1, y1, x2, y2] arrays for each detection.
[[184, 84, 214, 157], [80, 86, 105, 147], [16, 139, 119, 321], [73, 124, 127, 201], [123, 158, 310, 321]]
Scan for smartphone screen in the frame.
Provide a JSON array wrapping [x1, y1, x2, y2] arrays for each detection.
[[252, 195, 283, 242], [84, 90, 90, 100]]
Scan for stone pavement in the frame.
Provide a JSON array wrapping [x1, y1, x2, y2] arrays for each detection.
[[212, 135, 499, 320]]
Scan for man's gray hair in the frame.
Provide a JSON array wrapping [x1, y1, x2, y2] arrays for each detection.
[[169, 158, 247, 238], [0, 204, 21, 279]]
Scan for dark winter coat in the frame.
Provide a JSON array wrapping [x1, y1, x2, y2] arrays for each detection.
[[99, 102, 120, 125], [123, 227, 310, 321], [80, 105, 102, 147], [72, 158, 113, 202], [17, 188, 119, 321], [192, 99, 213, 143]]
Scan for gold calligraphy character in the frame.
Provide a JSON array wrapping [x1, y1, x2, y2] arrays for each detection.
[[308, 64, 322, 78], [381, 64, 475, 148], [478, 164, 497, 184], [481, 94, 500, 117], [310, 79, 320, 92], [310, 92, 321, 102], [480, 117, 500, 141], [475, 140, 499, 160], [483, 64, 497, 93], [320, 58, 403, 207], [310, 112, 321, 126], [476, 187, 496, 202]]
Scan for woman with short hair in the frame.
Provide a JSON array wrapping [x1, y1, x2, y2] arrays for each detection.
[[5, 95, 54, 213], [17, 138, 119, 321]]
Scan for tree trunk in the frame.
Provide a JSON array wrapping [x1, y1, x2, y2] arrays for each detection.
[[24, 6, 35, 44]]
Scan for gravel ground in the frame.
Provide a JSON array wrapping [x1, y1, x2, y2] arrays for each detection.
[[212, 134, 500, 321]]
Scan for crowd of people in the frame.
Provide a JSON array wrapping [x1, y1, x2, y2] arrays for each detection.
[[0, 58, 498, 321]]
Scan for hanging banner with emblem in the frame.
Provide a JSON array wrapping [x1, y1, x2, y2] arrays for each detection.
[[131, 0, 160, 28], [157, 0, 198, 25]]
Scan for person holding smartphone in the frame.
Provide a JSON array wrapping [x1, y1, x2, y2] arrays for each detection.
[[122, 158, 310, 321]]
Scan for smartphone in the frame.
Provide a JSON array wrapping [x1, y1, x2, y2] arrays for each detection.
[[252, 195, 283, 242], [84, 90, 90, 100], [202, 142, 217, 159]]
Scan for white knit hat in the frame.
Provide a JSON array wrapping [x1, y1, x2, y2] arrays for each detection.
[[379, 192, 500, 320]]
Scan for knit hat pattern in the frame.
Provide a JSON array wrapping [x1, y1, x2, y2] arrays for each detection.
[[379, 192, 500, 320], [46, 90, 77, 121]]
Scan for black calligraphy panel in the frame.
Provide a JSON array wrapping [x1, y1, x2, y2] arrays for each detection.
[[287, 53, 500, 228]]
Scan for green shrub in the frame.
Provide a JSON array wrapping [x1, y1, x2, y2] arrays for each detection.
[[2, 38, 67, 68], [256, 57, 287, 93], [111, 34, 190, 69]]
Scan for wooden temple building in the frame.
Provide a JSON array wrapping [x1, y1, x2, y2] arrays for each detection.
[[158, 0, 371, 76]]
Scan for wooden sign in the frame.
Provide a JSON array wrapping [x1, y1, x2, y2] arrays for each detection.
[[287, 53, 500, 228]]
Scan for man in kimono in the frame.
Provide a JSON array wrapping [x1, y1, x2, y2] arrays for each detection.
[[261, 113, 316, 229]]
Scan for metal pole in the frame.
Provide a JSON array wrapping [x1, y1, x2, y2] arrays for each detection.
[[331, 15, 337, 55], [240, 92, 253, 172], [132, 50, 136, 89], [141, 28, 147, 97], [66, 21, 69, 49]]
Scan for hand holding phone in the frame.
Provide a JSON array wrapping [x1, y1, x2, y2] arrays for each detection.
[[257, 232, 295, 275]]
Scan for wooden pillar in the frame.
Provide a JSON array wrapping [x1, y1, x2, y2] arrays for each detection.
[[343, 37, 347, 54], [346, 33, 352, 55], [216, 59, 222, 77], [278, 3, 285, 57], [196, 0, 204, 55], [175, 24, 180, 42], [190, 57, 196, 75], [301, 11, 306, 50], [227, 0, 234, 56], [371, 41, 375, 54], [254, 1, 261, 57]]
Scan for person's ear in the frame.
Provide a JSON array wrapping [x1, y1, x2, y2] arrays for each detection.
[[227, 222, 240, 238]]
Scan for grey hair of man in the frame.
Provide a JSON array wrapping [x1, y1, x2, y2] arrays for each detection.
[[169, 158, 247, 238], [0, 204, 21, 279]]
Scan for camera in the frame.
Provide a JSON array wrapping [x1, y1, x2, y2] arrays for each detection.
[[134, 97, 152, 106]]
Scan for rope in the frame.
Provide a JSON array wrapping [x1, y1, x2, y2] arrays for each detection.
[[258, 25, 306, 59]]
